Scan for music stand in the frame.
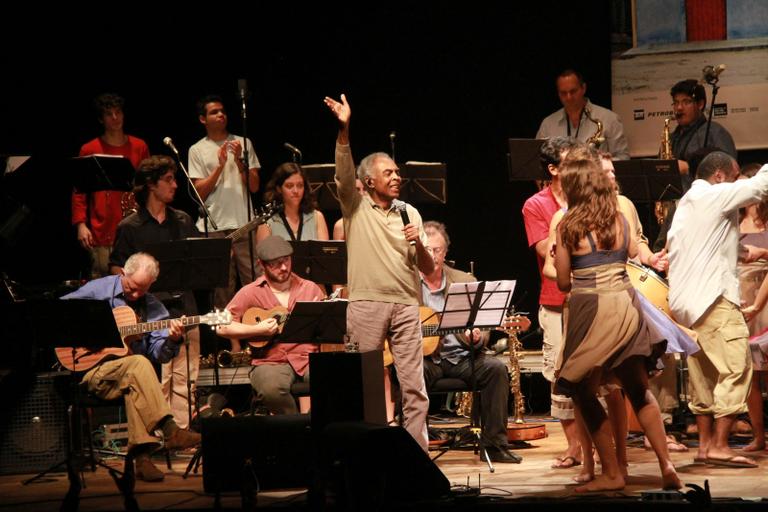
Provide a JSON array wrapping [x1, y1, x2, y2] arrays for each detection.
[[434, 280, 519, 471], [400, 162, 447, 204], [18, 299, 137, 510], [302, 163, 339, 211], [144, 237, 231, 423], [144, 237, 231, 292], [67, 154, 135, 193], [289, 240, 347, 285], [613, 159, 683, 237], [279, 301, 347, 345], [507, 138, 547, 182]]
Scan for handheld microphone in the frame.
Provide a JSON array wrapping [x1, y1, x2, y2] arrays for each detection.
[[283, 142, 302, 159], [702, 64, 726, 83], [392, 199, 415, 246], [163, 137, 179, 155]]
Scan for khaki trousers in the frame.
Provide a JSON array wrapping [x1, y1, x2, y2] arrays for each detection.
[[82, 355, 172, 447]]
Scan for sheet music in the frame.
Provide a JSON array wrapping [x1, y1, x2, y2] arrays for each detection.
[[439, 280, 516, 330]]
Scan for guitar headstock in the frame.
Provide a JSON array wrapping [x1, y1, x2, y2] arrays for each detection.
[[201, 309, 233, 328], [502, 313, 531, 333], [259, 201, 282, 222]]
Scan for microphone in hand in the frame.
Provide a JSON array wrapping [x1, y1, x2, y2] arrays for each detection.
[[393, 199, 416, 246]]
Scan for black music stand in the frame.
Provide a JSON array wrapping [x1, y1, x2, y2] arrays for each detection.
[[433, 280, 519, 471], [68, 154, 135, 193], [614, 159, 683, 236], [507, 138, 548, 182], [289, 240, 347, 285], [302, 163, 339, 211], [18, 299, 137, 511], [400, 162, 447, 204], [280, 300, 347, 345], [144, 237, 231, 424]]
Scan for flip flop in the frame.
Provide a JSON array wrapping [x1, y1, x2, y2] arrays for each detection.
[[705, 456, 758, 468], [551, 455, 582, 469], [693, 457, 708, 464]]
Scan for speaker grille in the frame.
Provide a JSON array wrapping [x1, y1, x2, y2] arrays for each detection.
[[0, 372, 68, 475]]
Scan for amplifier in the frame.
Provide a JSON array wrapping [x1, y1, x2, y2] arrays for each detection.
[[0, 372, 69, 475]]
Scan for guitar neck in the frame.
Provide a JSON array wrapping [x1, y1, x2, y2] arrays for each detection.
[[120, 315, 201, 338]]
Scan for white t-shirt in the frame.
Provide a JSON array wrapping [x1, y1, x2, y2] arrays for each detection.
[[188, 134, 260, 231]]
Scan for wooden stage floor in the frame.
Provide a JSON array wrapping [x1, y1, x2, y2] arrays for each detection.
[[2, 416, 767, 510]]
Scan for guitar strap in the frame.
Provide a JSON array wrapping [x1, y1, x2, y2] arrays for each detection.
[[278, 211, 303, 241]]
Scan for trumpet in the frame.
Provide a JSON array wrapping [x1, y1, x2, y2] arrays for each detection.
[[216, 349, 253, 367]]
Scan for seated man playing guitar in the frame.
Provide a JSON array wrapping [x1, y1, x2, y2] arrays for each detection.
[[216, 235, 325, 414], [60, 252, 203, 482], [420, 221, 529, 463]]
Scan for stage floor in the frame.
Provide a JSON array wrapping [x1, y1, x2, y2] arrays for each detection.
[[1, 416, 767, 510]]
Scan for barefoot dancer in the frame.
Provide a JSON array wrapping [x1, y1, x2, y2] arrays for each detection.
[[554, 157, 680, 492]]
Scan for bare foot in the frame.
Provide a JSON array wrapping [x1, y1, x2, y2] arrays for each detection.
[[743, 439, 766, 452], [572, 469, 594, 483], [574, 474, 625, 493], [661, 463, 682, 490]]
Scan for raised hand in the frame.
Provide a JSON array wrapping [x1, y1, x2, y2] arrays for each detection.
[[324, 94, 351, 127]]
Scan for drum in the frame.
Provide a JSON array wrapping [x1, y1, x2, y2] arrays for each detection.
[[625, 261, 670, 316]]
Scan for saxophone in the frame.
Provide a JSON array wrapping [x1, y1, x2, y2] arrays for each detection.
[[120, 191, 138, 218], [584, 107, 605, 149], [506, 315, 525, 424], [655, 117, 675, 225]]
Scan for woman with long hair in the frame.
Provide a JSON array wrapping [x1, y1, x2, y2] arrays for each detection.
[[554, 157, 680, 492], [256, 162, 329, 242]]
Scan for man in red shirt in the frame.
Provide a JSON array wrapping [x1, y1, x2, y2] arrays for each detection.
[[72, 93, 150, 277], [216, 235, 325, 414], [522, 136, 582, 468]]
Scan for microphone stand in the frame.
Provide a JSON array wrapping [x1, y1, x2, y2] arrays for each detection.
[[703, 79, 720, 148], [238, 79, 257, 283], [168, 145, 216, 235]]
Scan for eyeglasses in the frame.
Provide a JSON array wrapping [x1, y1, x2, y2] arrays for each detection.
[[671, 98, 694, 107], [159, 174, 177, 184], [263, 256, 290, 269]]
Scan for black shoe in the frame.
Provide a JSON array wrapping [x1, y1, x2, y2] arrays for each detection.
[[480, 447, 522, 463]]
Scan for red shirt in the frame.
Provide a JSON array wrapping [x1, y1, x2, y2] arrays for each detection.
[[71, 135, 150, 246], [226, 273, 326, 376], [522, 186, 566, 307]]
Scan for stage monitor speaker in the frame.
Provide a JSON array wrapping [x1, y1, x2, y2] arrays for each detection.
[[201, 414, 313, 493], [309, 351, 386, 433], [320, 422, 450, 508], [0, 372, 68, 475]]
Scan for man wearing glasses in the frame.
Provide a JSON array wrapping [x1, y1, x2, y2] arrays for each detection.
[[670, 79, 736, 177], [216, 235, 325, 414]]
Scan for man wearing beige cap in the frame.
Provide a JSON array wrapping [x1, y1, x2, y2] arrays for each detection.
[[216, 235, 325, 414]]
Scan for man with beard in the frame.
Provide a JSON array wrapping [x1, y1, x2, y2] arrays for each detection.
[[216, 235, 325, 414]]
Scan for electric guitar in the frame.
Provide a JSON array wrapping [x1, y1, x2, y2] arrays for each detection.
[[55, 306, 232, 371], [382, 307, 530, 366]]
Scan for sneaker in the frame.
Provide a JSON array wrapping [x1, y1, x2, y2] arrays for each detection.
[[135, 458, 165, 482], [165, 428, 202, 451]]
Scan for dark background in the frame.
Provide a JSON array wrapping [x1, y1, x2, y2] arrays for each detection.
[[0, 2, 642, 320]]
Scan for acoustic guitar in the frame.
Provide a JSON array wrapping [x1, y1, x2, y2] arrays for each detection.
[[243, 306, 290, 348], [55, 306, 232, 371], [381, 307, 530, 366]]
